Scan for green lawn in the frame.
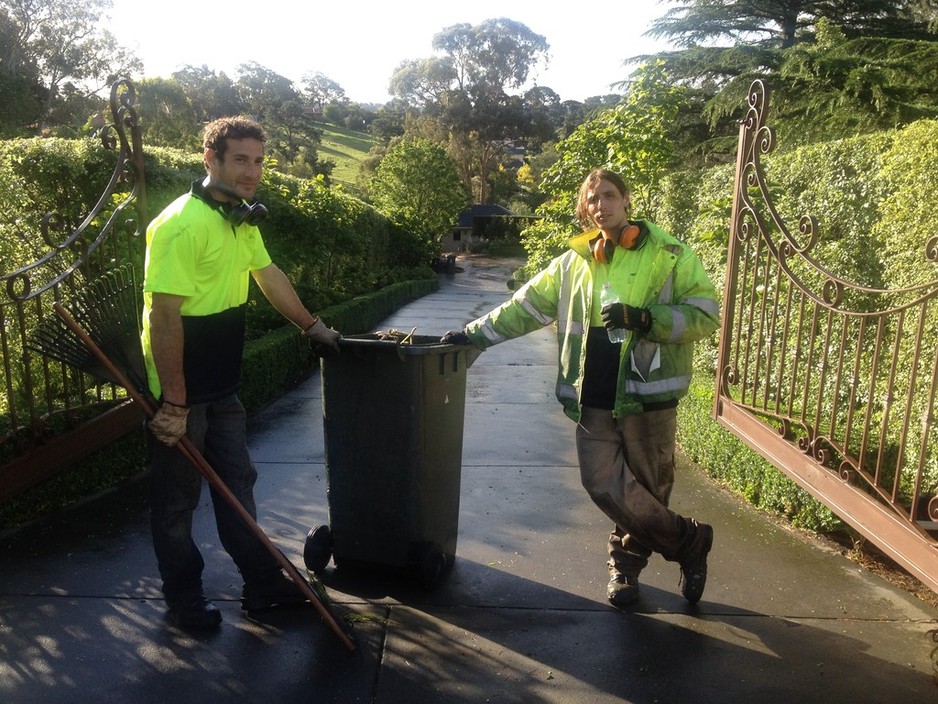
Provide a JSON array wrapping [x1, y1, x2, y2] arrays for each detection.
[[316, 121, 374, 194]]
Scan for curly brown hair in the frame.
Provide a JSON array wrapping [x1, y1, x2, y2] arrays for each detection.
[[575, 168, 630, 230], [202, 116, 266, 161]]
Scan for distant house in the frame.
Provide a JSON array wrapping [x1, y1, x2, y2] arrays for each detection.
[[442, 203, 514, 253]]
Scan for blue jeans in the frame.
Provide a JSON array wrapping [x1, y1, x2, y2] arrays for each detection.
[[147, 394, 280, 603]]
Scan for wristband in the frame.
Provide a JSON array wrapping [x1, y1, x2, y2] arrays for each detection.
[[302, 317, 321, 335], [162, 399, 189, 409]]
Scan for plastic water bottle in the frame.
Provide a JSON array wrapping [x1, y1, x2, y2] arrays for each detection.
[[600, 282, 627, 343]]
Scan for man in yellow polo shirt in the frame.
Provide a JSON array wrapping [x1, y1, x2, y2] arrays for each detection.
[[142, 116, 340, 630]]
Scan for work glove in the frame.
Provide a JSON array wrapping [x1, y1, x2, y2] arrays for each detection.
[[601, 303, 652, 333], [441, 329, 471, 346], [149, 401, 189, 446], [304, 318, 341, 356]]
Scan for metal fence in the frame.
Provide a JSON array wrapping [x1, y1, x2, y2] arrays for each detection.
[[715, 80, 938, 593], [0, 79, 147, 502]]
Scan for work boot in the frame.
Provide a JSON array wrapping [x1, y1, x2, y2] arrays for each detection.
[[607, 572, 640, 608], [166, 594, 222, 630], [679, 521, 714, 605], [241, 571, 309, 611]]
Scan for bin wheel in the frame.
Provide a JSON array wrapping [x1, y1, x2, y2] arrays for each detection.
[[303, 525, 333, 574], [418, 545, 449, 590]]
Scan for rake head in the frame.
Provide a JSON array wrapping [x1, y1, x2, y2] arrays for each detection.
[[27, 265, 147, 394]]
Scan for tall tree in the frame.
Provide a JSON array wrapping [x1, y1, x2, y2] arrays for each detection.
[[649, 0, 936, 49], [0, 6, 42, 133], [301, 72, 346, 113], [639, 1, 938, 156], [172, 65, 243, 123], [388, 18, 550, 203], [0, 0, 141, 131], [235, 62, 326, 178], [136, 76, 202, 150]]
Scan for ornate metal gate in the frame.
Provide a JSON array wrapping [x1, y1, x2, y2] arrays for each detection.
[[714, 80, 938, 594], [0, 79, 147, 502]]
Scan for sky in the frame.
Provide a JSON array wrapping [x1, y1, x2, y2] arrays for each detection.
[[107, 1, 676, 105]]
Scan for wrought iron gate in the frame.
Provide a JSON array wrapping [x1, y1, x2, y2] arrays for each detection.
[[0, 79, 147, 502], [715, 80, 938, 594]]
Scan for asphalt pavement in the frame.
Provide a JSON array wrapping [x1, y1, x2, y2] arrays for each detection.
[[1, 254, 936, 703]]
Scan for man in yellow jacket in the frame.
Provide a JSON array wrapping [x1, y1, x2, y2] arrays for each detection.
[[444, 168, 720, 607]]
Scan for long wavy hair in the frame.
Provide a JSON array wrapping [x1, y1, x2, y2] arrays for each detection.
[[575, 168, 630, 230]]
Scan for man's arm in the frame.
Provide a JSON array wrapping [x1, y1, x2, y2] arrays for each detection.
[[147, 292, 190, 446], [149, 292, 187, 405], [251, 263, 317, 331], [252, 263, 341, 353]]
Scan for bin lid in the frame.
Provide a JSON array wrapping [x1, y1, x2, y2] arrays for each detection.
[[335, 333, 481, 366], [338, 333, 457, 357]]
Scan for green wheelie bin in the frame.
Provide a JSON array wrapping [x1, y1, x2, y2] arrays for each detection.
[[304, 333, 473, 588]]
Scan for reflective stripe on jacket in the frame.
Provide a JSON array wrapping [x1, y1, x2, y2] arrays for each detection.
[[465, 220, 720, 421]]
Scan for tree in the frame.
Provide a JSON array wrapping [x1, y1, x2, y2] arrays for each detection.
[[432, 18, 548, 92], [235, 62, 327, 178], [301, 72, 346, 113], [172, 65, 243, 123], [135, 78, 201, 149], [0, 7, 42, 133], [368, 138, 470, 242], [0, 0, 142, 131], [388, 57, 455, 107], [639, 1, 938, 157], [771, 20, 938, 140], [648, 0, 936, 49], [388, 18, 551, 203]]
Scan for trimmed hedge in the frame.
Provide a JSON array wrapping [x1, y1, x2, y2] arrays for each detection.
[[238, 278, 439, 412], [677, 379, 842, 533]]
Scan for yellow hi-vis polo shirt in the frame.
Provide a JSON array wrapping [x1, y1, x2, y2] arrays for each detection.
[[141, 184, 272, 403]]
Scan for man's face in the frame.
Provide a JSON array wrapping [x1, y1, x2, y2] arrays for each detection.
[[205, 137, 265, 202], [586, 178, 629, 235]]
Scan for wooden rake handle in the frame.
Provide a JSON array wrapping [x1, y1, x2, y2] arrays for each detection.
[[53, 303, 357, 652]]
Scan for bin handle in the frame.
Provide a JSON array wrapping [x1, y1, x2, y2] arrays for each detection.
[[374, 327, 417, 362]]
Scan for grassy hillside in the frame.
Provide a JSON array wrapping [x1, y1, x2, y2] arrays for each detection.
[[316, 121, 375, 196]]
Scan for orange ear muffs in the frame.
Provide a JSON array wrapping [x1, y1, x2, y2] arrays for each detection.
[[590, 224, 641, 263], [590, 234, 614, 263]]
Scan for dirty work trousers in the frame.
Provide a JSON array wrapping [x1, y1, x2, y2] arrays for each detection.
[[575, 405, 700, 577], [147, 393, 281, 605]]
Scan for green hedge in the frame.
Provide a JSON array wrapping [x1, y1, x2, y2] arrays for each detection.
[[677, 379, 842, 532], [238, 278, 439, 411]]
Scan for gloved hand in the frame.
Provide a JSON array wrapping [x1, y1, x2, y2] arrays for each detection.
[[149, 401, 189, 446], [303, 318, 341, 356], [601, 303, 652, 333], [441, 329, 471, 346]]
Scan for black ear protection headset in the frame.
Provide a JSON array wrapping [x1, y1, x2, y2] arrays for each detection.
[[226, 199, 268, 227], [194, 179, 268, 226], [590, 223, 642, 263]]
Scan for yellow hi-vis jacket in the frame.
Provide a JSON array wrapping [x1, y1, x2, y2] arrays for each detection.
[[465, 220, 720, 421]]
